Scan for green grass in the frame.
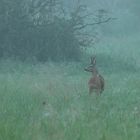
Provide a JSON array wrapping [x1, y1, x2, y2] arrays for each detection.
[[0, 36, 140, 140]]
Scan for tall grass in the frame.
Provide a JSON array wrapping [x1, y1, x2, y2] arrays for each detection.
[[0, 36, 140, 140]]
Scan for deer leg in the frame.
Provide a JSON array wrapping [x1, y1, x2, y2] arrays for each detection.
[[98, 91, 102, 96], [89, 87, 93, 95]]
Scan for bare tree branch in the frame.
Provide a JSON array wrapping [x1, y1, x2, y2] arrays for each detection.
[[74, 17, 117, 30]]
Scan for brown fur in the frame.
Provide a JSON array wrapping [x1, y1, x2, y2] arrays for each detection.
[[85, 57, 104, 95]]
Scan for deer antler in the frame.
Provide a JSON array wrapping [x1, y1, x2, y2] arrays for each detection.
[[90, 56, 96, 65]]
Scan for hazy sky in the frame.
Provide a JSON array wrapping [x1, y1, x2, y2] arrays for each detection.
[[63, 0, 140, 37]]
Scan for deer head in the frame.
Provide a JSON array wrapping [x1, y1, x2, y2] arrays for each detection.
[[84, 56, 98, 74]]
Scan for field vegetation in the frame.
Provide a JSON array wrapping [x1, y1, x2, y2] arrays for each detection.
[[0, 36, 140, 140]]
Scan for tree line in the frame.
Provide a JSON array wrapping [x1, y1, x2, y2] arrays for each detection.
[[0, 0, 114, 62]]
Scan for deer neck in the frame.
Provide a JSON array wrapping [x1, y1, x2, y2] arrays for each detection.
[[92, 70, 99, 77]]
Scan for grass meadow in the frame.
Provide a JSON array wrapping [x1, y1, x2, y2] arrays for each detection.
[[0, 36, 140, 140]]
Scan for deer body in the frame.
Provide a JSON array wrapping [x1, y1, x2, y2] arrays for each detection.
[[85, 57, 104, 95], [88, 73, 104, 94]]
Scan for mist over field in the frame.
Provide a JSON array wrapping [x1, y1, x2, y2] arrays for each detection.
[[0, 0, 140, 140]]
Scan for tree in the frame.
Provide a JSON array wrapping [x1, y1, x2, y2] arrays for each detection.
[[0, 0, 115, 61]]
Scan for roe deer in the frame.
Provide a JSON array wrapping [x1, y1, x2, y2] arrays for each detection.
[[85, 56, 104, 95]]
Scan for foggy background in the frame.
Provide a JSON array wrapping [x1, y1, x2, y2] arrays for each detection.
[[1, 1, 140, 140], [66, 0, 140, 36], [0, 0, 140, 62]]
